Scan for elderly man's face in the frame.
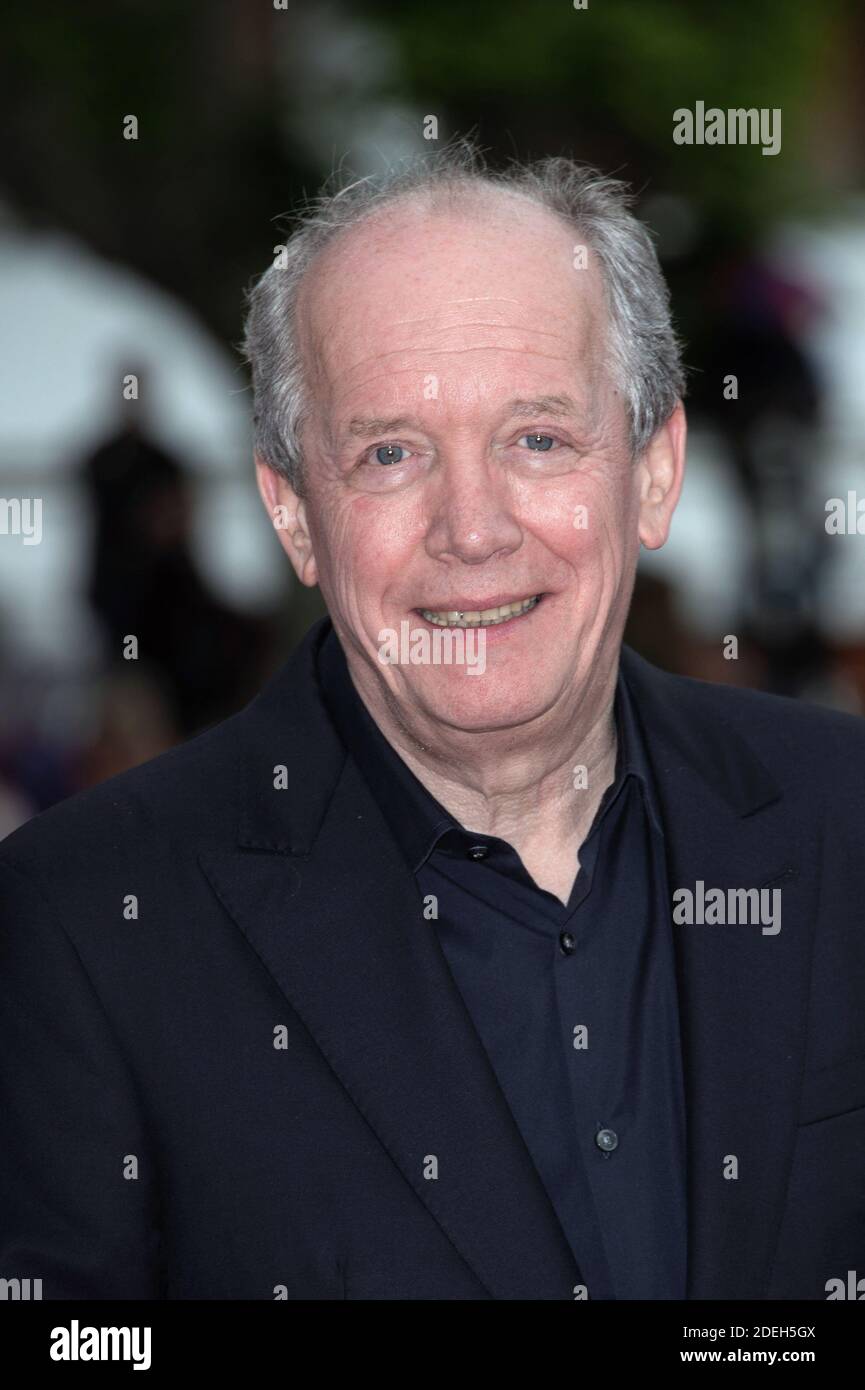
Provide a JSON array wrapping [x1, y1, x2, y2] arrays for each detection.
[[260, 192, 683, 738]]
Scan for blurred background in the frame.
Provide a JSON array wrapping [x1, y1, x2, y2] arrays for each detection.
[[1, 0, 865, 833]]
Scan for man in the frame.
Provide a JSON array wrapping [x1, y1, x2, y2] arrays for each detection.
[[1, 147, 864, 1301]]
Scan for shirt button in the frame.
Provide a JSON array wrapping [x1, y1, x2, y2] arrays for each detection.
[[559, 932, 576, 955], [595, 1127, 618, 1153], [467, 845, 489, 861]]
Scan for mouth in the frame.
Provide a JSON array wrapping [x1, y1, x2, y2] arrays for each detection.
[[417, 594, 543, 628]]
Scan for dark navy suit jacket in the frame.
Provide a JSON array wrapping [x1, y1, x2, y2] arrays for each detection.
[[1, 616, 864, 1300]]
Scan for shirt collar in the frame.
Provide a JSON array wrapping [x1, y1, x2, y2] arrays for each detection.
[[316, 626, 663, 874]]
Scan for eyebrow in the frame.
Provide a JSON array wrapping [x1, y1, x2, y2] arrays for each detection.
[[345, 395, 580, 440]]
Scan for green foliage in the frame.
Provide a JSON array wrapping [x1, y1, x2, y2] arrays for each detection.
[[361, 0, 849, 228]]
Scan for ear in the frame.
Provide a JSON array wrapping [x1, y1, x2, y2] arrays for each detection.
[[637, 400, 687, 550], [255, 453, 319, 586]]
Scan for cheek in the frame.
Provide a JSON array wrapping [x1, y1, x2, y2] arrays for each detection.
[[519, 468, 636, 574], [313, 492, 421, 608], [349, 494, 426, 572]]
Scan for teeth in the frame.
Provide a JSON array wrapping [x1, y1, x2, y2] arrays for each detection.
[[420, 596, 541, 628]]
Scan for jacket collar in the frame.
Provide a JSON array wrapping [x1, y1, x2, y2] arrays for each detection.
[[619, 643, 783, 820], [234, 618, 344, 856]]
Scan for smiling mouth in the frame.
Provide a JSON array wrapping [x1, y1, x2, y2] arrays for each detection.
[[418, 595, 543, 628]]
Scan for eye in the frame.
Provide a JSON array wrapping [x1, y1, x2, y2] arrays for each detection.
[[519, 433, 558, 452], [372, 443, 411, 466]]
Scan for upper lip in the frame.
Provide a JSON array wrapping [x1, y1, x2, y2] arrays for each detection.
[[415, 592, 544, 612]]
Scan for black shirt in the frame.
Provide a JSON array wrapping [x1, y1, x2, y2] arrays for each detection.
[[317, 629, 687, 1299]]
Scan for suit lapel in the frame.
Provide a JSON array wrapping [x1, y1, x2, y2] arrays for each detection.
[[621, 647, 817, 1299], [200, 620, 580, 1300]]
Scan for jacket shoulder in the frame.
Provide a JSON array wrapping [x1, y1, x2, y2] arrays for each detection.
[[623, 645, 865, 782], [0, 708, 245, 876]]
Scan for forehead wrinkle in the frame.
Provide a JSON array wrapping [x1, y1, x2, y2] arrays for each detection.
[[319, 333, 584, 392], [314, 289, 604, 383], [378, 320, 578, 342], [333, 343, 578, 383], [391, 301, 567, 328], [395, 297, 523, 320], [345, 289, 598, 339], [328, 352, 594, 414]]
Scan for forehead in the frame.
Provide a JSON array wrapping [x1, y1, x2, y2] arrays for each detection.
[[296, 190, 610, 419]]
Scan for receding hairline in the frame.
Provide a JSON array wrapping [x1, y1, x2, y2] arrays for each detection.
[[293, 179, 608, 395], [298, 176, 588, 296]]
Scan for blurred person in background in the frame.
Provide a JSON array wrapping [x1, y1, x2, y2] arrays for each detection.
[[82, 364, 274, 737]]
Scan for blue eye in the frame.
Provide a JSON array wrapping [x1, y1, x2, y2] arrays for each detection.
[[374, 444, 409, 466], [520, 433, 556, 451]]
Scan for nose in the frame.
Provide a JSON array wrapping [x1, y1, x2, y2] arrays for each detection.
[[424, 453, 523, 566]]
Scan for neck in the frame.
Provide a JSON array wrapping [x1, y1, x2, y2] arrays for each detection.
[[346, 657, 621, 901]]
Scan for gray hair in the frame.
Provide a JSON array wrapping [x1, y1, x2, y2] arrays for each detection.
[[242, 141, 685, 491]]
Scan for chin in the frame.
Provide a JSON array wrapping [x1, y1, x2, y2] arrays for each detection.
[[407, 669, 560, 735]]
